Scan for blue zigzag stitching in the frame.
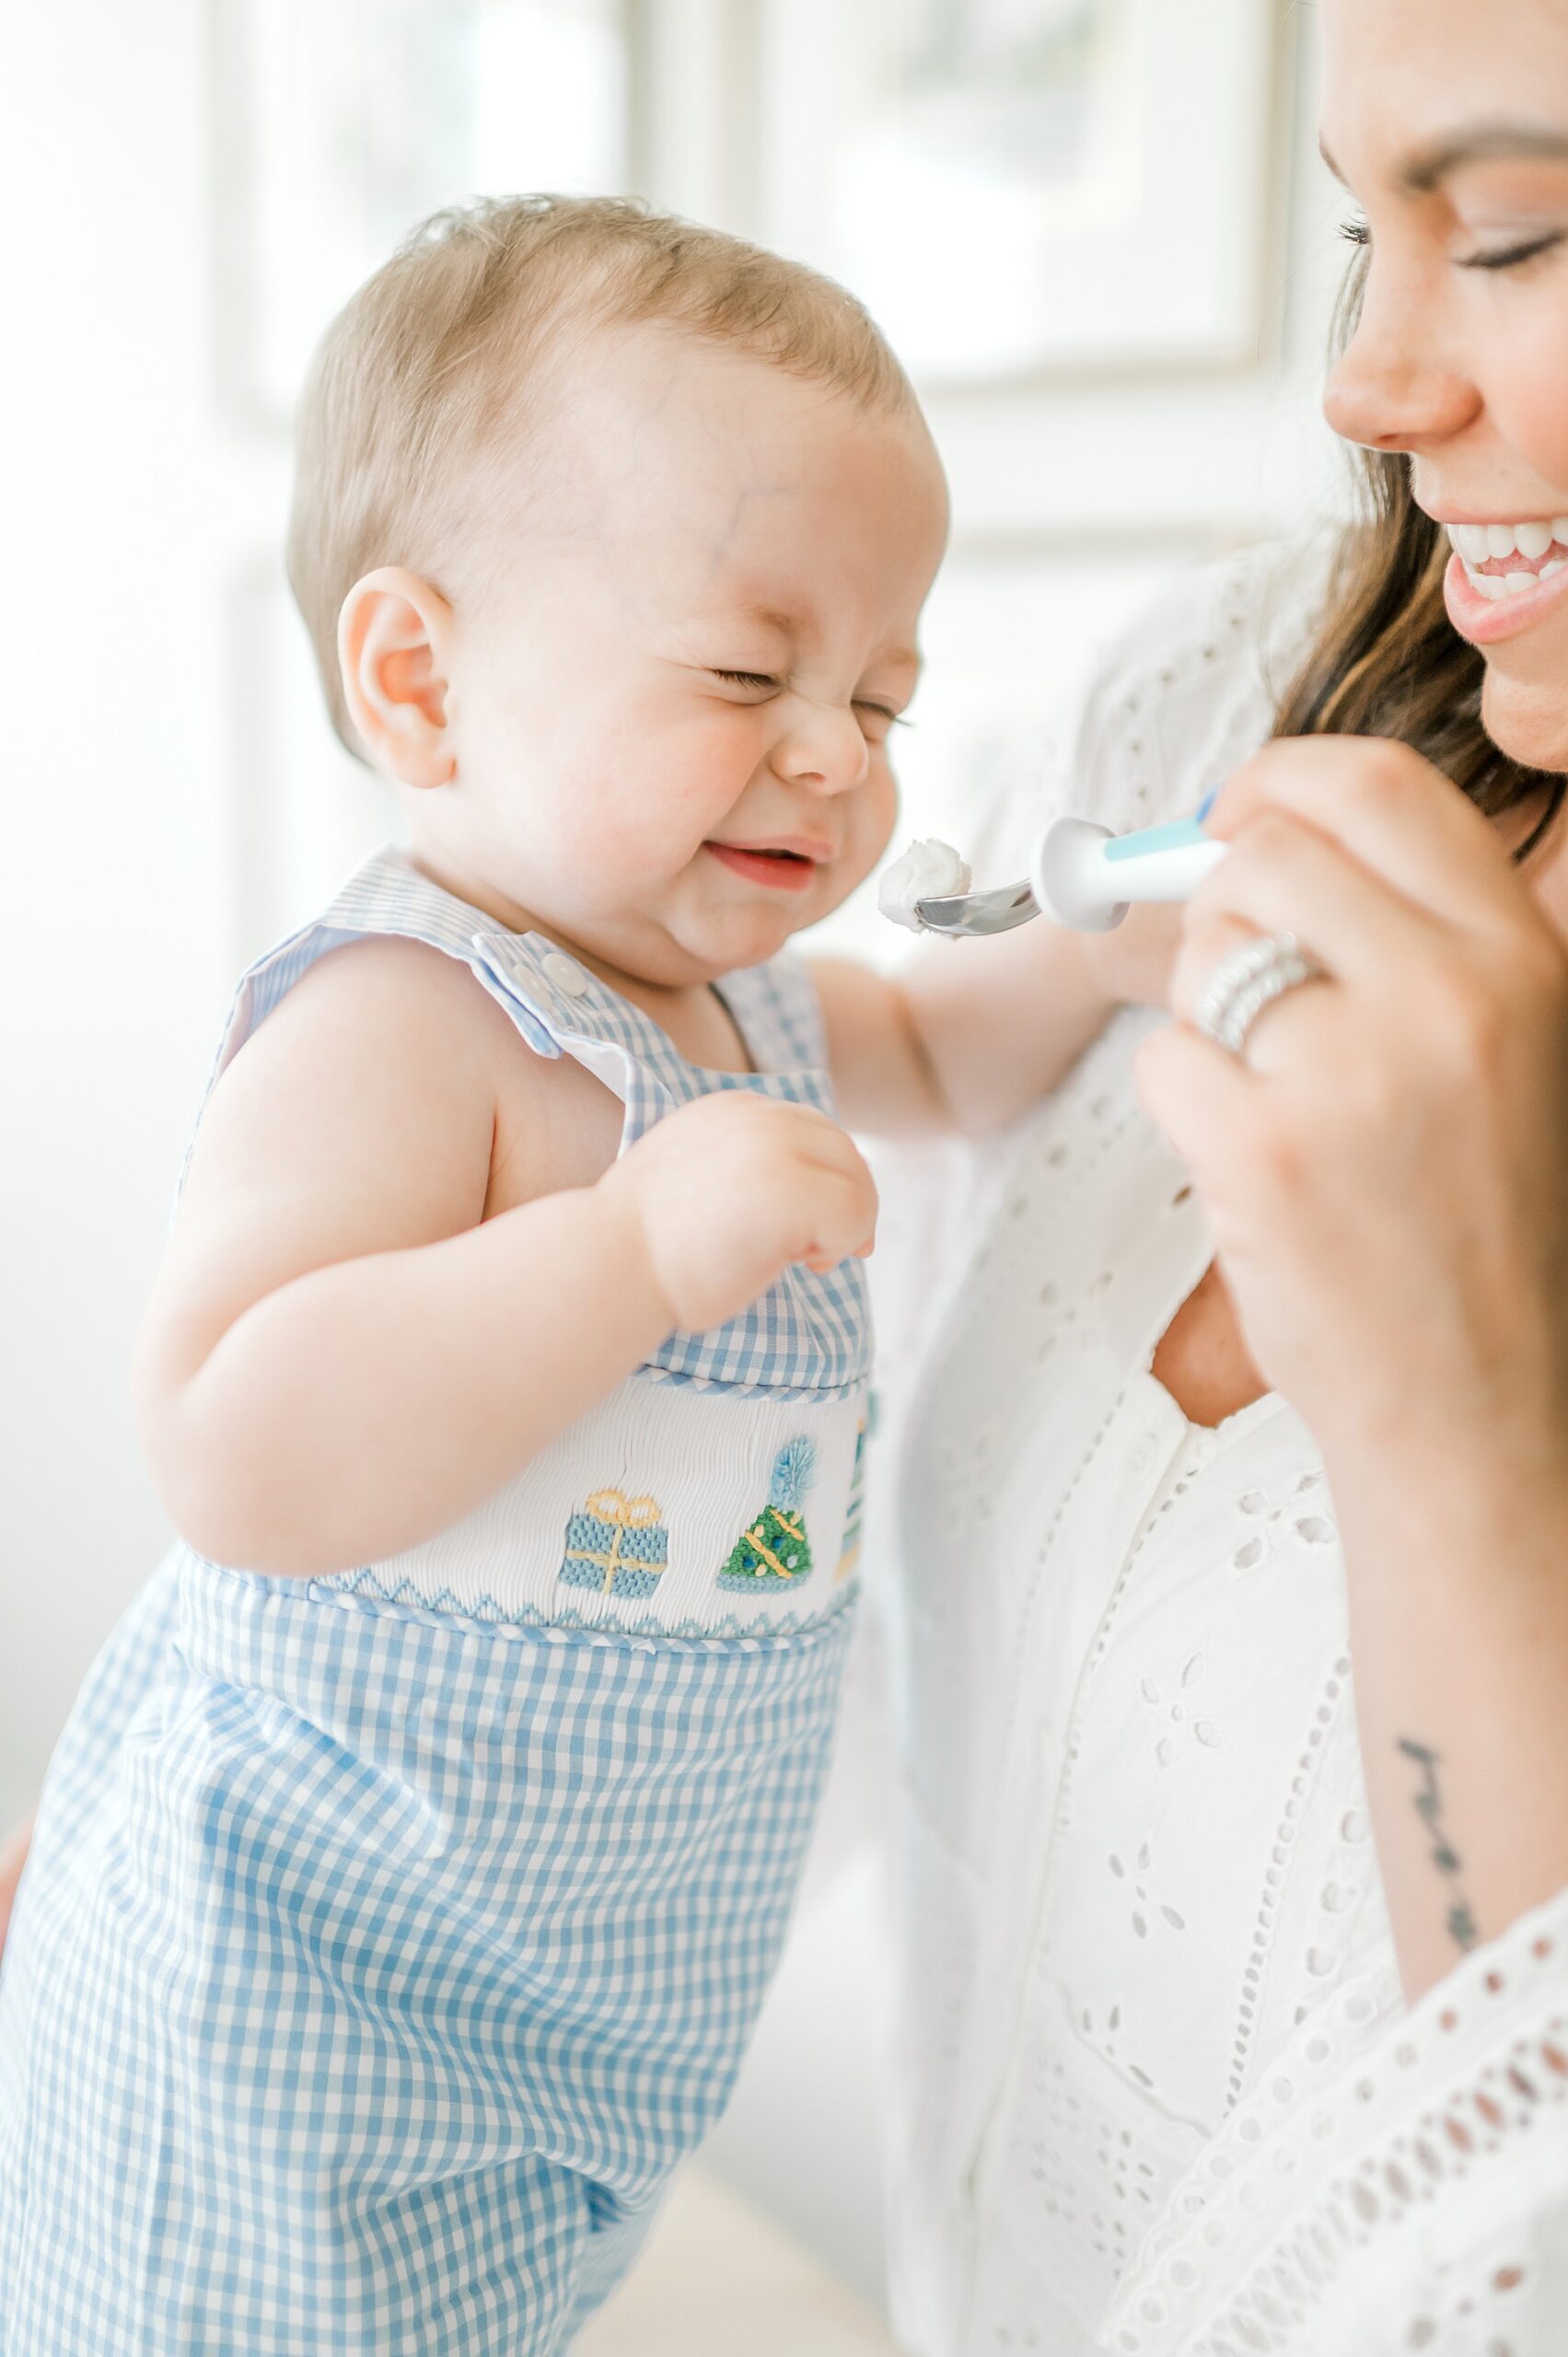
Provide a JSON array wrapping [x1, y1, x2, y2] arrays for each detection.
[[307, 1565, 860, 1644]]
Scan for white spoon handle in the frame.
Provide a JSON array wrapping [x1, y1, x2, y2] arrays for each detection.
[[1032, 814, 1225, 932]]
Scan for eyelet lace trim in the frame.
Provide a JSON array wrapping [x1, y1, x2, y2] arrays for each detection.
[[1103, 1882, 1568, 2353]]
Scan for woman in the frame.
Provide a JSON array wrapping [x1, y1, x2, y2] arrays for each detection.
[[882, 1, 1568, 2350]]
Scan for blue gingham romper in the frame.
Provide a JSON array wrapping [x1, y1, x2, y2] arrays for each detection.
[[0, 849, 870, 2356]]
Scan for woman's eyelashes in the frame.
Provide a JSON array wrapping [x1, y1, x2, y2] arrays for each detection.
[[1457, 231, 1566, 272], [1338, 211, 1568, 273]]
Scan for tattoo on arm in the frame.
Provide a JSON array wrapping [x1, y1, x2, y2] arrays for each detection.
[[1398, 1736, 1480, 1954]]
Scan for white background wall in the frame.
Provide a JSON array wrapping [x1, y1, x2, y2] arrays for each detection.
[[0, 0, 1349, 2313]]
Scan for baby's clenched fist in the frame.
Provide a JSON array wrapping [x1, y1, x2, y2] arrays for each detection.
[[599, 1092, 877, 1335]]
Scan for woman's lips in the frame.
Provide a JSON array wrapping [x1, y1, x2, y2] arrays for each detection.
[[1444, 548, 1568, 646], [704, 842, 820, 892]]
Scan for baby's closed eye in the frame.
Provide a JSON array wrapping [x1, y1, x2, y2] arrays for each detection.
[[709, 668, 908, 737]]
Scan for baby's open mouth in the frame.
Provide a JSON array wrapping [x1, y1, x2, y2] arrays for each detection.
[[704, 842, 820, 893]]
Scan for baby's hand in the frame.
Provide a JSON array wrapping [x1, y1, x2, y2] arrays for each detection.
[[601, 1094, 877, 1334]]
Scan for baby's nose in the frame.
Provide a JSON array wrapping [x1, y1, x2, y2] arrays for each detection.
[[773, 700, 870, 795]]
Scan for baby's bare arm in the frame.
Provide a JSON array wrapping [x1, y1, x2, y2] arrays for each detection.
[[135, 938, 671, 1573], [137, 939, 877, 1574], [818, 909, 1170, 1137]]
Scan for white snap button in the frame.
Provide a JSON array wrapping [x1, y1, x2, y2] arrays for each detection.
[[541, 952, 588, 998]]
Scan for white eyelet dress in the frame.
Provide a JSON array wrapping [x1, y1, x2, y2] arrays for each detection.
[[876, 546, 1568, 2357], [0, 850, 870, 2357]]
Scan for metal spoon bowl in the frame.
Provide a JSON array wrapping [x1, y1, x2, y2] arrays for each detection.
[[912, 877, 1040, 938]]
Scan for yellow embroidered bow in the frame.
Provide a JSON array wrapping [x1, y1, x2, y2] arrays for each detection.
[[579, 1490, 665, 1593]]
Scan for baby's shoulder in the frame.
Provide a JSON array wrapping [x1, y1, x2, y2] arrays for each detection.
[[207, 931, 616, 1211], [238, 931, 528, 1103]]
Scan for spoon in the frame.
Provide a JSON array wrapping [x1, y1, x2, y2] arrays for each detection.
[[914, 813, 1225, 936]]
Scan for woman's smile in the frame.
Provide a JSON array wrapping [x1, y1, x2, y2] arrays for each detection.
[[1417, 503, 1568, 646], [1442, 534, 1568, 643]]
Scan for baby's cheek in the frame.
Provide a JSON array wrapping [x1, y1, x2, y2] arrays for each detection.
[[846, 765, 900, 878], [660, 709, 768, 820], [587, 766, 729, 895]]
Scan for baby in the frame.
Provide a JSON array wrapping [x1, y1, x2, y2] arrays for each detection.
[[0, 197, 1142, 2354]]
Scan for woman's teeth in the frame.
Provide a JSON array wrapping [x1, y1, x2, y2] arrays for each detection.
[[1447, 517, 1568, 599]]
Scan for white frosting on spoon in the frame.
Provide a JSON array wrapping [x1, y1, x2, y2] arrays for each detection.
[[877, 838, 973, 932]]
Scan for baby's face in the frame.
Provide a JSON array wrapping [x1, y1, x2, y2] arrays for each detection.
[[436, 324, 948, 986]]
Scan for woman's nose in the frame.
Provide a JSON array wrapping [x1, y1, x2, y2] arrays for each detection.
[[773, 701, 871, 795], [1323, 284, 1481, 453]]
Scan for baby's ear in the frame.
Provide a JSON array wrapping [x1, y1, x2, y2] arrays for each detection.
[[337, 567, 455, 789]]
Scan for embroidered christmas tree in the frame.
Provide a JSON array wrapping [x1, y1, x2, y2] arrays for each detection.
[[717, 1438, 817, 1591]]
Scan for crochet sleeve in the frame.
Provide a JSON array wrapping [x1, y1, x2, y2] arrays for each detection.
[[1101, 1881, 1568, 2356]]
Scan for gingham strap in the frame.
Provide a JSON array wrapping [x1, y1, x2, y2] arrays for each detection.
[[195, 848, 870, 1399]]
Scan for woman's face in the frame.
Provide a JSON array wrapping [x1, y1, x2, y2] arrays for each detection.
[[1321, 0, 1568, 805]]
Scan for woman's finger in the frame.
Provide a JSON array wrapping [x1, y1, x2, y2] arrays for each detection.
[[1206, 736, 1532, 936], [1185, 805, 1444, 987], [1132, 1019, 1257, 1172], [1170, 902, 1342, 1078], [1168, 909, 1272, 1029]]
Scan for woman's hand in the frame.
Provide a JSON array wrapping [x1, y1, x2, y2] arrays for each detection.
[[1134, 736, 1568, 1480], [1135, 736, 1568, 1991]]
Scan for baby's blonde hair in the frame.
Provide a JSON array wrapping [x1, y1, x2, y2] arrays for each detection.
[[286, 192, 916, 754]]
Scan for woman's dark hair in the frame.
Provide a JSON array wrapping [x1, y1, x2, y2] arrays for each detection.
[[1272, 250, 1564, 855]]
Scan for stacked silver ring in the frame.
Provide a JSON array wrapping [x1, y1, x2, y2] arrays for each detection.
[[1196, 932, 1323, 1057]]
